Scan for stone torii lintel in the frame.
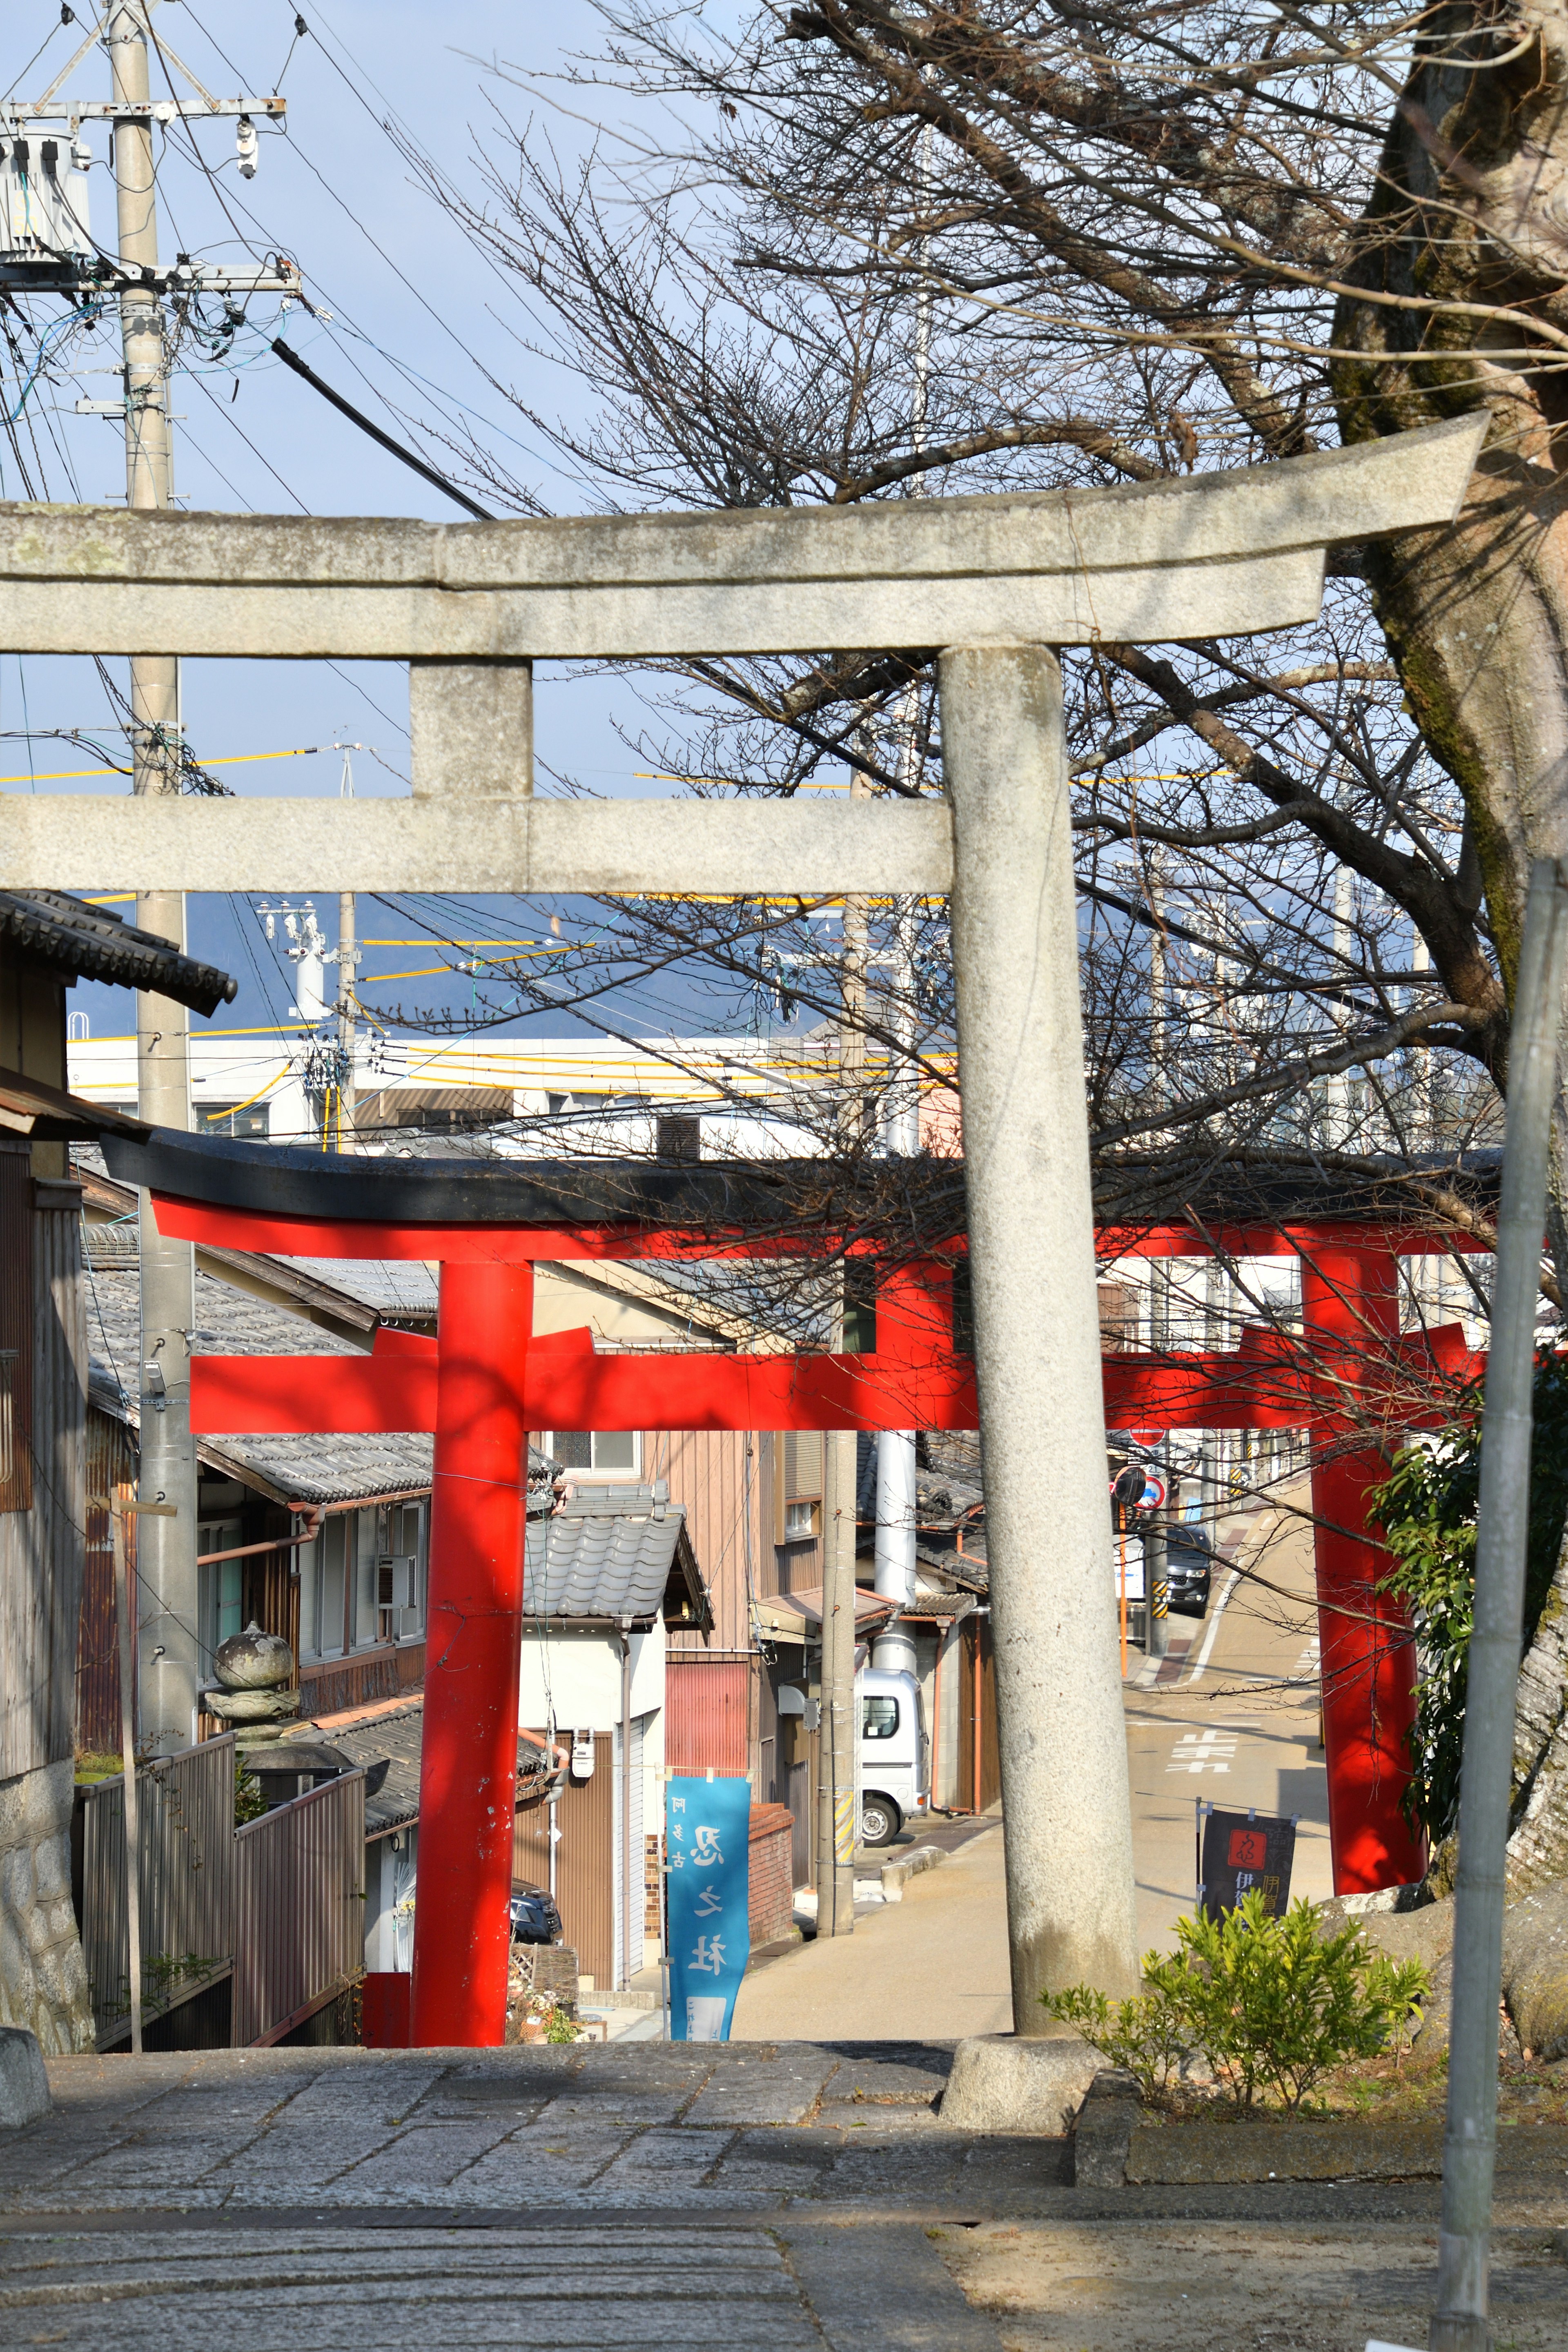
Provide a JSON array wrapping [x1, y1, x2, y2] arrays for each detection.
[[0, 414, 1484, 894]]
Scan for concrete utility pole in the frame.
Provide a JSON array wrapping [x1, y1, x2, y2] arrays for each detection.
[[5, 9, 293, 1752], [113, 0, 199, 1753], [871, 893, 920, 1678], [335, 746, 359, 1148], [336, 891, 357, 1146], [816, 777, 871, 1937]]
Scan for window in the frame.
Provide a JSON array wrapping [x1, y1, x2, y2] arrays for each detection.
[[656, 1114, 701, 1163], [784, 1498, 817, 1539], [315, 1515, 348, 1658], [549, 1431, 640, 1474], [200, 1101, 270, 1139], [197, 1516, 243, 1675], [862, 1695, 900, 1741]]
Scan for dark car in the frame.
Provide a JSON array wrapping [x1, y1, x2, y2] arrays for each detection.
[[508, 1880, 563, 1945], [1164, 1523, 1215, 1616]]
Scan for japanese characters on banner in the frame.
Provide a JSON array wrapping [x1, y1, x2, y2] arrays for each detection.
[[1198, 1806, 1297, 1921], [665, 1774, 751, 2041]]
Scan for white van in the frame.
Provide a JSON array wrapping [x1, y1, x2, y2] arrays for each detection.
[[858, 1664, 929, 1846]]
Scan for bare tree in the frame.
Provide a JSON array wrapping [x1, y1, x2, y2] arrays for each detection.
[[369, 3, 1568, 1884]]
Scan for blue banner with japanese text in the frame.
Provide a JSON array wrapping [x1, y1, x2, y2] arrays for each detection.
[[666, 1774, 751, 2041]]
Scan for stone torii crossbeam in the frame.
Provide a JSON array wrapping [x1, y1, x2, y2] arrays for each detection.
[[12, 412, 1485, 2040]]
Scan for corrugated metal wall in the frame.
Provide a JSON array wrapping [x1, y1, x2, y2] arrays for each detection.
[[0, 1178, 87, 1780], [0, 1143, 35, 1517], [233, 1773, 366, 2048], [513, 1733, 614, 1989], [664, 1659, 751, 1777], [650, 1427, 757, 1657], [78, 1410, 136, 1757]]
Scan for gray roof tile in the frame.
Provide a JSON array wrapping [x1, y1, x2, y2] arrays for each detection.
[[85, 1263, 433, 1504]]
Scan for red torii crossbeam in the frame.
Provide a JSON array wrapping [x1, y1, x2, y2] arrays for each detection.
[[138, 1152, 1484, 2043]]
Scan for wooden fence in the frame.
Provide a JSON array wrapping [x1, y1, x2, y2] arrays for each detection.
[[76, 1732, 365, 2049]]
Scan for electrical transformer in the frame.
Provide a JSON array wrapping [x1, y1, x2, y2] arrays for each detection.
[[0, 131, 91, 278]]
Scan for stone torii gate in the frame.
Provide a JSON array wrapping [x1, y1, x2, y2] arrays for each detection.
[[3, 412, 1484, 2037]]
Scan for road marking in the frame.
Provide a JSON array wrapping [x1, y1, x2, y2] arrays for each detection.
[[1185, 1566, 1240, 1685], [1166, 1729, 1239, 1775]]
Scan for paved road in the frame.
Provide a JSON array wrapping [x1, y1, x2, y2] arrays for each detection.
[[6, 2044, 1562, 2350], [732, 1822, 1012, 2042], [1125, 1488, 1332, 1950]]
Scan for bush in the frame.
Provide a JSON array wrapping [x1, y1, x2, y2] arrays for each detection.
[[1037, 1981, 1187, 2104], [1042, 1894, 1430, 2114]]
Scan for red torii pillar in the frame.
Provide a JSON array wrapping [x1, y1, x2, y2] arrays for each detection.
[[1299, 1244, 1427, 1892]]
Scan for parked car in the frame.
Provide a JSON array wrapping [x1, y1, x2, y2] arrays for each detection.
[[1165, 1524, 1215, 1615], [508, 1880, 563, 1944]]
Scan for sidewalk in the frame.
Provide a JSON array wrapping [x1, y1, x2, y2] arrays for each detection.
[[731, 1820, 1013, 2041]]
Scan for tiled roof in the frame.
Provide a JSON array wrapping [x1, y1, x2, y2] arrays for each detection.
[[0, 888, 235, 1015], [286, 1699, 555, 1840], [85, 1263, 434, 1505], [523, 1487, 702, 1623], [290, 1256, 441, 1321]]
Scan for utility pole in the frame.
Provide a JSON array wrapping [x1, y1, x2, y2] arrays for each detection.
[[816, 773, 870, 1939], [871, 890, 920, 1677], [3, 5, 295, 1747], [114, 0, 198, 1755], [336, 745, 361, 1148], [871, 126, 934, 1680]]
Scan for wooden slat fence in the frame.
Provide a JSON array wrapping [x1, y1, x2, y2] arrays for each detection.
[[78, 1733, 237, 2047], [233, 1772, 365, 2047], [78, 1733, 365, 2049]]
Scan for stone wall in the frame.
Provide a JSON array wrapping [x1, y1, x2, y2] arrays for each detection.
[[0, 1759, 94, 2053]]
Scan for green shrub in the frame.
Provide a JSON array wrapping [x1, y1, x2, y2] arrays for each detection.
[[234, 1759, 267, 1825], [1042, 1893, 1429, 2114], [1036, 1982, 1186, 2103]]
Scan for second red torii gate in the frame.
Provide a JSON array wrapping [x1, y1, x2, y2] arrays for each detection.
[[108, 1129, 1484, 2042]]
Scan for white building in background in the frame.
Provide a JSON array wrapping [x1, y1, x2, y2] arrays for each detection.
[[66, 1027, 850, 1154]]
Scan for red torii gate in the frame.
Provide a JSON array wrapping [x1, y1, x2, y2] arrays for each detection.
[[106, 1131, 1483, 2044]]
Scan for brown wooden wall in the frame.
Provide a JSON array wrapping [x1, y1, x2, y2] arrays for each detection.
[[78, 1408, 138, 1757], [514, 1732, 615, 1988], [651, 1426, 758, 1657], [957, 1616, 1000, 1814], [0, 1175, 87, 1780]]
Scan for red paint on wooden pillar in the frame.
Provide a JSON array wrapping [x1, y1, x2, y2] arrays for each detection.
[[410, 1259, 533, 2047], [1300, 1246, 1425, 1895]]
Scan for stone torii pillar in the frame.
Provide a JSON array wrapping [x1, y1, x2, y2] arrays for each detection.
[[4, 412, 1486, 2024]]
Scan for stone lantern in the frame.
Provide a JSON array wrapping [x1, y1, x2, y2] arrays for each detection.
[[203, 1621, 301, 1747]]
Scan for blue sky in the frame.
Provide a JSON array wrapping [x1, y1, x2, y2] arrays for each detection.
[[0, 2, 765, 1047]]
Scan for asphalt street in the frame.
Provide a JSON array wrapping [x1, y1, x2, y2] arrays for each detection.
[[1124, 1486, 1333, 1951]]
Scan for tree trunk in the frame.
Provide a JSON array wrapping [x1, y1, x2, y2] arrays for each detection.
[[1335, 4, 1568, 1855]]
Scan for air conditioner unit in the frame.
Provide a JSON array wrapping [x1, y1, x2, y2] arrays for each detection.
[[377, 1555, 416, 1610]]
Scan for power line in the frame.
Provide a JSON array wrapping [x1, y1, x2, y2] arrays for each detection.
[[270, 338, 492, 520]]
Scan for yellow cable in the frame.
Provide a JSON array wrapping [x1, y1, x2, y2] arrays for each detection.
[[2, 746, 323, 787]]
